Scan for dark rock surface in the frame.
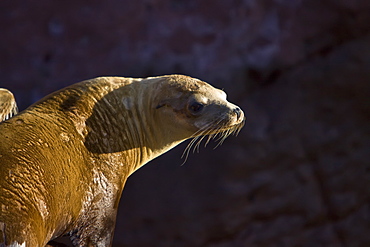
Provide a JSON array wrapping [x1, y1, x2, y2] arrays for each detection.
[[1, 0, 369, 246]]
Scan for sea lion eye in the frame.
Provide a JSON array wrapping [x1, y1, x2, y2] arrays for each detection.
[[189, 102, 204, 113]]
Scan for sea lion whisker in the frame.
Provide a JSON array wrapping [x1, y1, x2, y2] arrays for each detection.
[[207, 115, 244, 150], [232, 126, 239, 136], [213, 130, 225, 142], [212, 132, 220, 140], [226, 127, 236, 138], [234, 126, 240, 136], [233, 120, 245, 136], [188, 122, 213, 139], [194, 132, 210, 153], [181, 128, 208, 164], [219, 130, 228, 143], [191, 135, 204, 153], [200, 117, 226, 148], [181, 108, 244, 154], [207, 117, 225, 136], [204, 133, 214, 147], [213, 129, 232, 149], [182, 136, 199, 159], [190, 124, 213, 152], [180, 119, 218, 164], [181, 135, 206, 165]]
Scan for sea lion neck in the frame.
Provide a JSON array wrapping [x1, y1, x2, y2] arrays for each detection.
[[75, 77, 180, 174], [104, 78, 188, 173], [27, 77, 182, 174]]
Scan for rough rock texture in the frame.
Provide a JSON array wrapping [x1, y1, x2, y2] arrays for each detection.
[[0, 0, 369, 246]]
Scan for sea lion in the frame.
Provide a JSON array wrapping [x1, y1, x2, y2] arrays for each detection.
[[0, 75, 245, 247]]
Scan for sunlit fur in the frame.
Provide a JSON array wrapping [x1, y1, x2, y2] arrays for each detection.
[[0, 75, 245, 246]]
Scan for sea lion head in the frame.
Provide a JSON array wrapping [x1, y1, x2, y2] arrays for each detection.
[[151, 75, 245, 148], [83, 75, 244, 168]]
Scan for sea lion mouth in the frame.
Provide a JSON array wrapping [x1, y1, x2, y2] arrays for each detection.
[[181, 116, 245, 163]]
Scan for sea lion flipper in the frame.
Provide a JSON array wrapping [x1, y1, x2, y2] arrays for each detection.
[[0, 88, 18, 122]]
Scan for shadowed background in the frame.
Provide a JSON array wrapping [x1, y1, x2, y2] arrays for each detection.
[[1, 0, 369, 246]]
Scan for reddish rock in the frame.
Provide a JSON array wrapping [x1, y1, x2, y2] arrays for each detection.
[[0, 0, 369, 246]]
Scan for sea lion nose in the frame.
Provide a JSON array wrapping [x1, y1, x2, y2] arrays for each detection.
[[233, 107, 243, 121]]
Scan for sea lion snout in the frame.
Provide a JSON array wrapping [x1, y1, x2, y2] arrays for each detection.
[[220, 101, 245, 127]]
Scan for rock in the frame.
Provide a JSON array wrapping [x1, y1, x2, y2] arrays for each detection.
[[0, 0, 369, 246]]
